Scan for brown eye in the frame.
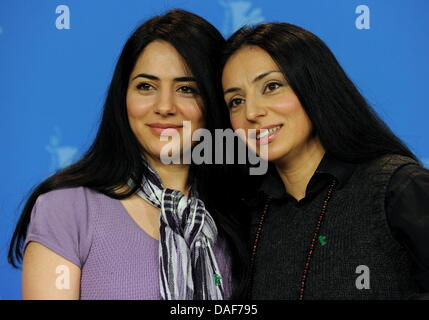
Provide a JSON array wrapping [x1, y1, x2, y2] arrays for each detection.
[[228, 97, 244, 109], [264, 82, 282, 93], [136, 82, 154, 91], [178, 85, 198, 95]]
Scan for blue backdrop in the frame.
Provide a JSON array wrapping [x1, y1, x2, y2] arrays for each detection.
[[0, 0, 428, 300]]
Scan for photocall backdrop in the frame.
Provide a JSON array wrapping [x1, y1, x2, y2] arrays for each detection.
[[0, 0, 428, 300]]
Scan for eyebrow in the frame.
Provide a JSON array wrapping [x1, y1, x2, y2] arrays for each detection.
[[131, 73, 196, 82], [223, 70, 282, 95]]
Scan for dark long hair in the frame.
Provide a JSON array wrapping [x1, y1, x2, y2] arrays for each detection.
[[8, 9, 248, 299], [222, 23, 418, 164], [221, 22, 420, 297]]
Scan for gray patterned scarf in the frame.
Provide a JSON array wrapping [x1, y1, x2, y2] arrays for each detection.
[[128, 164, 224, 300]]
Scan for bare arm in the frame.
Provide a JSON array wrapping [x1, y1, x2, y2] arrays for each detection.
[[22, 242, 81, 300]]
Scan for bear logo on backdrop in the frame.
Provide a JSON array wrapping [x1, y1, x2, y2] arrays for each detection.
[[219, 0, 265, 36], [45, 126, 78, 172]]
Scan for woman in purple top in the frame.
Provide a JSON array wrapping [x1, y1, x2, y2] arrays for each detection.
[[8, 9, 245, 300]]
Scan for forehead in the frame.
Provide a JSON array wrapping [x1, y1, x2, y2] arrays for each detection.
[[131, 40, 191, 76], [222, 45, 279, 82]]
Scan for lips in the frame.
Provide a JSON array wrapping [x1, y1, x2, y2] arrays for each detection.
[[249, 124, 283, 139], [256, 125, 282, 139], [147, 123, 183, 129], [249, 124, 283, 145], [147, 123, 183, 136]]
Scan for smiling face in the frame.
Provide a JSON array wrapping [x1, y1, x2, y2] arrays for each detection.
[[126, 40, 205, 165], [222, 45, 322, 164]]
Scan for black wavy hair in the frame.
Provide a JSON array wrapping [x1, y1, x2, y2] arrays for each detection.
[[8, 9, 248, 299]]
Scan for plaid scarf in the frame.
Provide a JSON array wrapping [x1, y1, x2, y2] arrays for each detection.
[[129, 165, 224, 300]]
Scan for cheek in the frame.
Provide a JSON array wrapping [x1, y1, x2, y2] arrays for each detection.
[[190, 109, 204, 127], [273, 94, 313, 129], [178, 100, 205, 128], [126, 91, 153, 119], [271, 93, 302, 118], [229, 112, 250, 145], [229, 112, 245, 130], [278, 100, 313, 140]]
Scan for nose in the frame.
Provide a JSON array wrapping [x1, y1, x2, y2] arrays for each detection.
[[246, 96, 266, 121], [154, 90, 176, 116]]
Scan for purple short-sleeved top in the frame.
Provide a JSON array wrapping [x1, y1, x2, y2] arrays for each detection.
[[23, 186, 232, 300]]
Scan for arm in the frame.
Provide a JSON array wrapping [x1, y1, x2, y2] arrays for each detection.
[[22, 241, 81, 300], [386, 164, 429, 297], [21, 187, 92, 300]]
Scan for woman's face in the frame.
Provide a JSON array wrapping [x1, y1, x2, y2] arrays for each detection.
[[127, 40, 204, 165], [222, 45, 317, 163]]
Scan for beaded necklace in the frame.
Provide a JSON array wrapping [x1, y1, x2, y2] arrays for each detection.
[[248, 179, 337, 300]]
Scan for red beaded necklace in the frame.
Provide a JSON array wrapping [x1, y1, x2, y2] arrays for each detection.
[[248, 179, 337, 300]]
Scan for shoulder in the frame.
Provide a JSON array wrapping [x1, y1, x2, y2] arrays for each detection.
[[357, 155, 429, 214], [354, 154, 419, 183], [364, 154, 418, 171], [25, 186, 104, 267], [29, 186, 110, 244], [387, 161, 429, 203], [343, 155, 421, 203], [36, 186, 108, 210], [390, 161, 429, 182], [361, 154, 427, 188], [37, 186, 87, 204]]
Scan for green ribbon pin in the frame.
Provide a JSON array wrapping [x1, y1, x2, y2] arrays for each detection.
[[318, 235, 327, 246], [213, 273, 222, 286]]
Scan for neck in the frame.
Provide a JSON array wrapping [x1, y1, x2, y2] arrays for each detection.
[[146, 156, 190, 195], [274, 137, 325, 201]]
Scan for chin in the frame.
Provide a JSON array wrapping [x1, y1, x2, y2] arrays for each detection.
[[257, 145, 290, 163], [145, 144, 172, 159]]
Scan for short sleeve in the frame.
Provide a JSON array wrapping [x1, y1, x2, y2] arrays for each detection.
[[23, 187, 92, 268]]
